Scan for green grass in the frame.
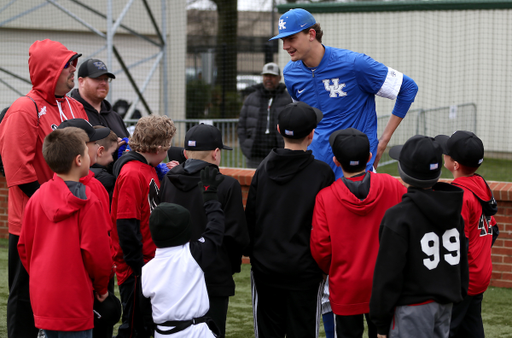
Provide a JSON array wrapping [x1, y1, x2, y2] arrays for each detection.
[[377, 157, 512, 182], [1, 240, 512, 337]]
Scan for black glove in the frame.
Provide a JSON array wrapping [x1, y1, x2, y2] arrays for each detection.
[[198, 166, 224, 203]]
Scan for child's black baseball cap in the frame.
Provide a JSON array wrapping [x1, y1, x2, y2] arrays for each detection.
[[58, 118, 110, 142], [149, 202, 191, 248], [184, 124, 233, 151], [389, 135, 442, 188], [329, 128, 370, 172], [434, 131, 484, 168], [278, 102, 323, 139]]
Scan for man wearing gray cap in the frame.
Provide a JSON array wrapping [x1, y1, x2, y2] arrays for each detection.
[[70, 59, 130, 141], [238, 62, 292, 168]]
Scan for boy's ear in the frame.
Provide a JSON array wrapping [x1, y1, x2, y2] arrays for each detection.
[[333, 156, 341, 168], [96, 145, 105, 157], [184, 150, 189, 160], [367, 152, 373, 164], [212, 148, 221, 161], [75, 153, 83, 167]]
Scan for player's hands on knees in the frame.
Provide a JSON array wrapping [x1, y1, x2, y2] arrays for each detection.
[[95, 291, 109, 303]]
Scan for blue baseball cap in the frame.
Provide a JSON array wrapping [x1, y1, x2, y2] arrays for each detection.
[[269, 9, 316, 41]]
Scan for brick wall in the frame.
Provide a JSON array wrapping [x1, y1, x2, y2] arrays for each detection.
[[1, 170, 511, 287]]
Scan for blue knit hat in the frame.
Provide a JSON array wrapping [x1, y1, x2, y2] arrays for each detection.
[[269, 9, 316, 41]]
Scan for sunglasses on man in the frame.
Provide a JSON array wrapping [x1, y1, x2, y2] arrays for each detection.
[[64, 58, 78, 69]]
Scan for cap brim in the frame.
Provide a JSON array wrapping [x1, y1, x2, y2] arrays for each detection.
[[312, 107, 323, 125], [389, 145, 403, 160], [88, 71, 116, 79], [222, 145, 233, 150], [269, 25, 313, 41], [262, 72, 279, 76], [434, 135, 450, 154], [70, 53, 82, 61], [89, 127, 111, 142]]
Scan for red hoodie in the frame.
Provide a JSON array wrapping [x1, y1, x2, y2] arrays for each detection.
[[311, 172, 406, 316], [18, 174, 112, 331], [452, 174, 495, 295], [0, 39, 88, 235]]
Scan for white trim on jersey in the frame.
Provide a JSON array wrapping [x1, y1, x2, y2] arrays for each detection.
[[376, 67, 404, 100]]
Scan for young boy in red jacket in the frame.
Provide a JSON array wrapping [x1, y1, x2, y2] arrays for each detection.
[[435, 131, 498, 338], [310, 128, 406, 338], [18, 127, 113, 338], [110, 115, 176, 338]]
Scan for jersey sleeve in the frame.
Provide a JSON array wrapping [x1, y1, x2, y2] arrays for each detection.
[[310, 191, 332, 275], [354, 54, 389, 96], [0, 99, 40, 186], [190, 200, 225, 270]]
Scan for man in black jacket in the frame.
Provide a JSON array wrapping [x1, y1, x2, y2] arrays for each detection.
[[158, 124, 250, 338], [71, 59, 131, 198], [238, 62, 292, 168]]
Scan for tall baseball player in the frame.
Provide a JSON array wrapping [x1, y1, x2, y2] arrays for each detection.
[[270, 8, 418, 179]]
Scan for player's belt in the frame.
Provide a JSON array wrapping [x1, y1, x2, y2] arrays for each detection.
[[155, 315, 219, 335]]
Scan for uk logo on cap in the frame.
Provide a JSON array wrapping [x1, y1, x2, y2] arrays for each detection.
[[94, 61, 107, 70]]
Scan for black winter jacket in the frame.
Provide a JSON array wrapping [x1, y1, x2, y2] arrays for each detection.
[[157, 159, 250, 297], [370, 183, 469, 335], [238, 83, 292, 160], [245, 148, 334, 289], [70, 88, 130, 139]]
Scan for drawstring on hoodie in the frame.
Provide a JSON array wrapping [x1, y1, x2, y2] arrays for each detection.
[[56, 97, 76, 122]]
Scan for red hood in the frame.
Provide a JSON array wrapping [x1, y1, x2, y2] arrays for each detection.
[[452, 174, 493, 202], [28, 39, 79, 104], [332, 172, 382, 216], [40, 174, 89, 223]]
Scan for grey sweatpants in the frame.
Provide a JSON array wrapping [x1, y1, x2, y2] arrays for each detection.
[[389, 302, 453, 338]]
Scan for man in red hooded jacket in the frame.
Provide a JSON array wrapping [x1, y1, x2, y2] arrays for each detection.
[[0, 39, 88, 338]]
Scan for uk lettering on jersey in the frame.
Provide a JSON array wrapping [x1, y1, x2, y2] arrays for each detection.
[[322, 78, 347, 98], [478, 214, 494, 237]]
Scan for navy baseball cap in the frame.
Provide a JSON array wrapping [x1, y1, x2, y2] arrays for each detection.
[[329, 128, 370, 171], [278, 102, 322, 139], [434, 131, 484, 168], [269, 9, 316, 41], [184, 124, 233, 151], [58, 118, 111, 142], [389, 135, 443, 188]]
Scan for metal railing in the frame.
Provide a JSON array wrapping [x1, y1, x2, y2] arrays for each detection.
[[125, 103, 476, 169]]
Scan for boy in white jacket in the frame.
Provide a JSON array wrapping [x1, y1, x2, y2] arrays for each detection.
[[142, 166, 224, 337]]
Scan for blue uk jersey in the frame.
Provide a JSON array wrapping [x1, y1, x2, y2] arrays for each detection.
[[284, 46, 404, 179]]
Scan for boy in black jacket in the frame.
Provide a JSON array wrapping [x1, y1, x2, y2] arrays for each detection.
[[370, 135, 469, 338], [158, 123, 249, 338], [245, 101, 335, 338]]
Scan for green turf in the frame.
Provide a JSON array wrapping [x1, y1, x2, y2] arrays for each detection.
[[377, 157, 512, 182], [2, 240, 512, 337]]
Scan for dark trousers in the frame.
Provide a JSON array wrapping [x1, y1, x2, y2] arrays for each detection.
[[253, 279, 322, 338], [449, 293, 485, 338], [335, 313, 377, 338], [206, 295, 229, 338], [7, 233, 39, 338], [93, 277, 116, 338], [116, 273, 153, 338]]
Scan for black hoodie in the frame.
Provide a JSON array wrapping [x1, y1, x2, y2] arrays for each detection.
[[70, 88, 129, 139], [370, 182, 470, 335], [245, 148, 335, 289], [158, 159, 249, 297]]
